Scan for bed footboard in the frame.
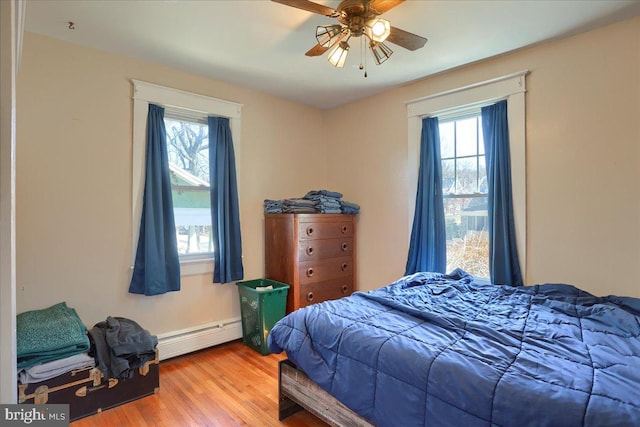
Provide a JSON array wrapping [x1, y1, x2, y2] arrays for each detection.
[[278, 359, 374, 427]]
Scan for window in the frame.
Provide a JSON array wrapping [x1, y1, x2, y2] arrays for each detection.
[[406, 71, 527, 280], [164, 114, 212, 258], [131, 80, 243, 275], [439, 114, 488, 277]]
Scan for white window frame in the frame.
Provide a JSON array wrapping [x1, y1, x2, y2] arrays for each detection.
[[406, 70, 528, 282], [131, 80, 243, 276]]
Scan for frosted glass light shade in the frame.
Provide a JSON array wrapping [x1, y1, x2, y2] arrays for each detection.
[[370, 41, 393, 65], [368, 18, 391, 43], [316, 24, 343, 48], [328, 41, 350, 68]]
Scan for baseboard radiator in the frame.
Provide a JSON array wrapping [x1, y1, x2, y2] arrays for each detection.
[[156, 317, 243, 361]]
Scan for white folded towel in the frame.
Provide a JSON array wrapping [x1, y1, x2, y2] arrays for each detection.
[[18, 352, 95, 384]]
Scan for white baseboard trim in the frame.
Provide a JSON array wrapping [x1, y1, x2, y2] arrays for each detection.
[[156, 317, 242, 361]]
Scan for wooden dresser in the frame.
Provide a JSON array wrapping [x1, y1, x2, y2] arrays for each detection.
[[264, 213, 356, 313]]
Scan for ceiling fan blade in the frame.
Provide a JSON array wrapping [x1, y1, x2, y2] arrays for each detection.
[[305, 32, 346, 57], [368, 0, 405, 15], [305, 44, 330, 57], [386, 26, 428, 51], [271, 0, 340, 17]]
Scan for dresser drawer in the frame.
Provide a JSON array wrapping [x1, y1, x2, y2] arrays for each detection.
[[298, 257, 353, 284], [298, 221, 354, 240], [298, 237, 354, 262], [297, 278, 353, 309]]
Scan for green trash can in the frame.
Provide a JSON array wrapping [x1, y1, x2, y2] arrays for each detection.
[[236, 278, 290, 355]]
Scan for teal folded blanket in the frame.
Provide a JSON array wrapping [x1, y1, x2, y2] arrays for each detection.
[[17, 302, 90, 369]]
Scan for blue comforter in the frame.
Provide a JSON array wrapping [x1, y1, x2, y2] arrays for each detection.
[[268, 271, 640, 426]]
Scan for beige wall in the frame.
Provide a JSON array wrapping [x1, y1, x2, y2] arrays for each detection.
[[327, 16, 640, 297], [16, 32, 327, 333], [1, 0, 18, 404], [16, 14, 640, 341]]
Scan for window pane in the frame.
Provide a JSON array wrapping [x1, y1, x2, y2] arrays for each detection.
[[174, 215, 213, 256], [164, 118, 213, 256], [165, 118, 210, 184], [439, 121, 455, 158], [444, 197, 489, 278], [441, 159, 455, 194], [478, 155, 487, 194], [455, 118, 478, 157], [456, 157, 477, 194], [478, 120, 485, 155]]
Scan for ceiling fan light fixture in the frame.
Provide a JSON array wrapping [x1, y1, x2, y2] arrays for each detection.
[[328, 40, 350, 67], [273, 0, 428, 73], [369, 41, 393, 65], [316, 24, 343, 48], [368, 18, 391, 43]]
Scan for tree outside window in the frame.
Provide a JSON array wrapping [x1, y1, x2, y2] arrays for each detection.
[[164, 116, 213, 257]]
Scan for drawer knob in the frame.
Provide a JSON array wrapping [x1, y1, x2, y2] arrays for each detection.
[[306, 246, 314, 256], [307, 292, 314, 302], [341, 242, 348, 251], [341, 284, 349, 294], [341, 263, 348, 272], [306, 227, 314, 236], [341, 225, 348, 234], [306, 268, 314, 277]]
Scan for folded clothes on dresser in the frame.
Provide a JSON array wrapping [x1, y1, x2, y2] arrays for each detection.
[[264, 199, 284, 213], [340, 200, 360, 214], [283, 198, 317, 213], [304, 190, 343, 199], [264, 189, 360, 215]]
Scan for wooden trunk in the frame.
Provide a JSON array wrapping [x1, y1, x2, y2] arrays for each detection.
[[18, 351, 159, 421]]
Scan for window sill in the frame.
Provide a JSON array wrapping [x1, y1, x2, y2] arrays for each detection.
[[180, 257, 214, 277]]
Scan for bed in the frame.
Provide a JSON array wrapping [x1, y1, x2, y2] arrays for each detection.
[[267, 270, 640, 427]]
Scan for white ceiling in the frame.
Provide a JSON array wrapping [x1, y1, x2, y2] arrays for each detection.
[[24, 0, 640, 110]]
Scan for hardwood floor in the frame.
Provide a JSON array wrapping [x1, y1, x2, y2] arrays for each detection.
[[71, 340, 329, 427]]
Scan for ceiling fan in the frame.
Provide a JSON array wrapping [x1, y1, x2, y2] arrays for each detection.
[[272, 0, 427, 73]]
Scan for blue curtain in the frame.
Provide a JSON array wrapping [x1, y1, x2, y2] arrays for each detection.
[[208, 117, 244, 284], [129, 104, 181, 295], [481, 100, 523, 286], [405, 117, 446, 275]]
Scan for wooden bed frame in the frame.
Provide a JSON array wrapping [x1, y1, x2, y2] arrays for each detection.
[[278, 359, 374, 427]]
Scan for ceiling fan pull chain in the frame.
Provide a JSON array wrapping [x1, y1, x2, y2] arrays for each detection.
[[364, 37, 368, 78], [359, 36, 368, 78], [359, 36, 365, 71]]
